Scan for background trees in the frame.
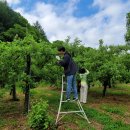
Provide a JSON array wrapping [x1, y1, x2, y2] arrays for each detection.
[[0, 1, 48, 42], [0, 1, 130, 113], [125, 12, 130, 45]]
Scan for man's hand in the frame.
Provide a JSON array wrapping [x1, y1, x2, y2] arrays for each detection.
[[56, 55, 60, 60]]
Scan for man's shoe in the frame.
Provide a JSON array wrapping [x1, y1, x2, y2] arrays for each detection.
[[73, 98, 78, 101]]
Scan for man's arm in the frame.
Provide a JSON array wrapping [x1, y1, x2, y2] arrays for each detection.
[[58, 54, 70, 67]]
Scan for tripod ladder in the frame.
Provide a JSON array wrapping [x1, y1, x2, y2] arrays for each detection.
[[56, 75, 90, 124]]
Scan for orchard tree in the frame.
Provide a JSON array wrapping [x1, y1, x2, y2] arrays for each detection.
[[0, 39, 24, 100], [125, 12, 130, 45]]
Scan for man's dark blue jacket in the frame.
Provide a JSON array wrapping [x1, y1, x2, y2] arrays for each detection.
[[58, 52, 77, 76]]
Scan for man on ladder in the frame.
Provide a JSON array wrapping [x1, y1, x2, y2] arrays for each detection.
[[57, 46, 78, 101], [56, 46, 90, 124]]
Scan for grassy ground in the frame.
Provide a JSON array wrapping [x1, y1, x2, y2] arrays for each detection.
[[0, 83, 130, 130]]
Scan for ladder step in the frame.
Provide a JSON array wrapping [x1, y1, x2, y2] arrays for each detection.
[[61, 100, 78, 103], [59, 111, 83, 114], [61, 101, 67, 102]]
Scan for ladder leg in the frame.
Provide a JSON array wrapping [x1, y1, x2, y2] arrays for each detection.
[[56, 103, 61, 124], [56, 75, 64, 124], [77, 100, 91, 123]]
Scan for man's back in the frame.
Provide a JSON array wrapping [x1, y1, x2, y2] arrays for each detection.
[[59, 52, 77, 76]]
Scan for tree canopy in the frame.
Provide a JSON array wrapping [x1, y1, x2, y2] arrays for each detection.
[[0, 1, 130, 112]]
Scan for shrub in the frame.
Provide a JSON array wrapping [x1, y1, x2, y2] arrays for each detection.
[[28, 99, 56, 130], [0, 89, 6, 98]]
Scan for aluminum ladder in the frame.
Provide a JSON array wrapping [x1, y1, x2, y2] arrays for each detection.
[[56, 75, 90, 124]]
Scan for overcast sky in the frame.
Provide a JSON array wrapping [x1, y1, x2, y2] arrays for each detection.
[[6, 0, 130, 47]]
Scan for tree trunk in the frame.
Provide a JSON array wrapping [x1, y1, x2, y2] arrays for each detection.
[[108, 79, 112, 88], [12, 85, 18, 100], [103, 85, 107, 97], [24, 54, 31, 113], [10, 85, 19, 101], [0, 81, 4, 88], [24, 83, 30, 113], [102, 80, 108, 97]]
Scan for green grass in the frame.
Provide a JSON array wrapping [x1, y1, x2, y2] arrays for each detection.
[[76, 118, 96, 130], [116, 83, 130, 90], [100, 104, 127, 116], [108, 90, 130, 96], [103, 120, 130, 130], [0, 100, 22, 115], [30, 84, 130, 130], [84, 107, 130, 130], [84, 107, 112, 124], [0, 88, 7, 98], [0, 118, 6, 127], [107, 83, 130, 96], [1, 83, 130, 130], [0, 118, 18, 128]]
